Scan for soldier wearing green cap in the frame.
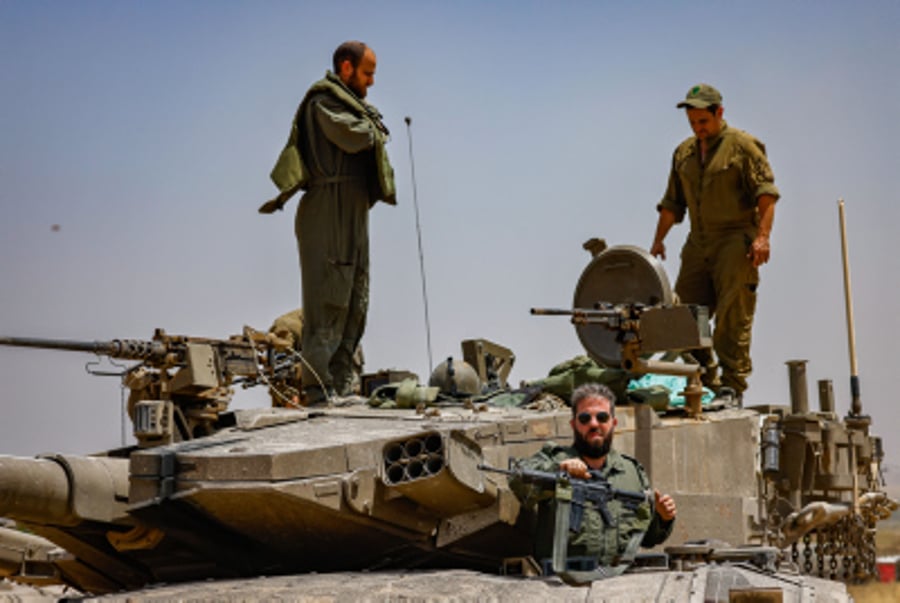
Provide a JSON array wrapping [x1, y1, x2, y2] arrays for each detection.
[[260, 41, 396, 405], [650, 84, 779, 401]]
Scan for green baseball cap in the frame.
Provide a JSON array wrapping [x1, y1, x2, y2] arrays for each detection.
[[677, 83, 723, 109]]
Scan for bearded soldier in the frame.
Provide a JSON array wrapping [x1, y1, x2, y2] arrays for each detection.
[[261, 41, 395, 405], [510, 383, 676, 569]]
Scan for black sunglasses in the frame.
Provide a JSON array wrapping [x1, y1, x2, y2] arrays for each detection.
[[576, 411, 611, 425]]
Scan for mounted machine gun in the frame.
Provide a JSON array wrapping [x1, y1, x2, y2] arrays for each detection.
[[532, 241, 712, 415], [0, 327, 298, 447]]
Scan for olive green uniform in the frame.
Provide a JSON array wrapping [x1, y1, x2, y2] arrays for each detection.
[[267, 73, 395, 398], [510, 444, 673, 567], [658, 122, 779, 394]]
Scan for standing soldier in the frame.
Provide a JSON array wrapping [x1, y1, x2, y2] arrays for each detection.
[[260, 41, 396, 405], [649, 84, 779, 403]]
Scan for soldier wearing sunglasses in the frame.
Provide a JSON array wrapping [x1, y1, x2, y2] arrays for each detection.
[[511, 382, 677, 569]]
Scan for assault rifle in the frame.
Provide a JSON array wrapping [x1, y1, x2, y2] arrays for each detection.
[[478, 462, 648, 531], [480, 462, 652, 584]]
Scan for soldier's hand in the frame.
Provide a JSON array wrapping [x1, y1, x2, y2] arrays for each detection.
[[258, 198, 285, 214], [650, 240, 666, 260], [655, 490, 677, 521], [559, 458, 591, 479], [748, 235, 771, 267]]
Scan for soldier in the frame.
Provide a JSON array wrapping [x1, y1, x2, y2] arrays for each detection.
[[650, 84, 779, 403], [510, 383, 676, 569], [261, 41, 396, 405]]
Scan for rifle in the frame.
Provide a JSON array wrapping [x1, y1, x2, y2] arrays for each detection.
[[480, 462, 652, 584], [477, 463, 647, 531]]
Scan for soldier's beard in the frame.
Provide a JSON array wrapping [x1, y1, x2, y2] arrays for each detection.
[[348, 73, 367, 98], [573, 428, 614, 459]]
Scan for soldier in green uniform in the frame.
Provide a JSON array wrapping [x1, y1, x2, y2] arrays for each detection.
[[260, 41, 396, 404], [510, 383, 676, 569], [650, 84, 779, 401]]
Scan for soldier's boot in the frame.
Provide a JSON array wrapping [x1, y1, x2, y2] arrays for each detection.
[[302, 385, 336, 407], [329, 366, 367, 407], [718, 374, 747, 408], [331, 394, 368, 407], [711, 386, 741, 408]]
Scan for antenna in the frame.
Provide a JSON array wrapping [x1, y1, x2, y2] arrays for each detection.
[[404, 116, 434, 374], [838, 198, 862, 416]]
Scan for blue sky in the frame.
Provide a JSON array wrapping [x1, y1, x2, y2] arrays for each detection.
[[1, 1, 899, 467]]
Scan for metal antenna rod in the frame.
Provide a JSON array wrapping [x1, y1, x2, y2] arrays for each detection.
[[121, 386, 126, 447], [838, 198, 862, 416], [404, 116, 434, 374]]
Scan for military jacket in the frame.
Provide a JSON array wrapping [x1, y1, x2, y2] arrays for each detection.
[[263, 72, 396, 211], [510, 443, 673, 566], [658, 122, 779, 242]]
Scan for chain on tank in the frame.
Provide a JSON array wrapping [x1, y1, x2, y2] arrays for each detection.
[[789, 515, 877, 582]]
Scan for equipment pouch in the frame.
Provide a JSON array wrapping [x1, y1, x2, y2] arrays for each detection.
[[271, 142, 308, 193], [260, 123, 309, 214]]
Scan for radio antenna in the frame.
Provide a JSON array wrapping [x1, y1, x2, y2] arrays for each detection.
[[838, 198, 862, 417], [404, 116, 434, 374]]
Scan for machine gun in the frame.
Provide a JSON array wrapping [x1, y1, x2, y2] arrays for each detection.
[[0, 328, 298, 447], [478, 463, 647, 531], [530, 243, 713, 415], [531, 302, 711, 415]]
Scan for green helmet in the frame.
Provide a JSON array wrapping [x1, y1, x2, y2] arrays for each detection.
[[428, 357, 481, 397]]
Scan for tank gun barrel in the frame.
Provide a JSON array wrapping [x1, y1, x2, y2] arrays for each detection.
[[0, 454, 130, 526], [0, 336, 169, 363], [0, 456, 72, 524]]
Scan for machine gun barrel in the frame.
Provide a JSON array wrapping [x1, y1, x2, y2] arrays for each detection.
[[530, 307, 632, 327], [0, 336, 168, 363], [531, 307, 620, 317]]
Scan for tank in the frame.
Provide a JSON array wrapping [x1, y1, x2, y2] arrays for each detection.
[[0, 243, 894, 601]]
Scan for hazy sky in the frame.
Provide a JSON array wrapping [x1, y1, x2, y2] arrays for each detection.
[[1, 1, 898, 468]]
